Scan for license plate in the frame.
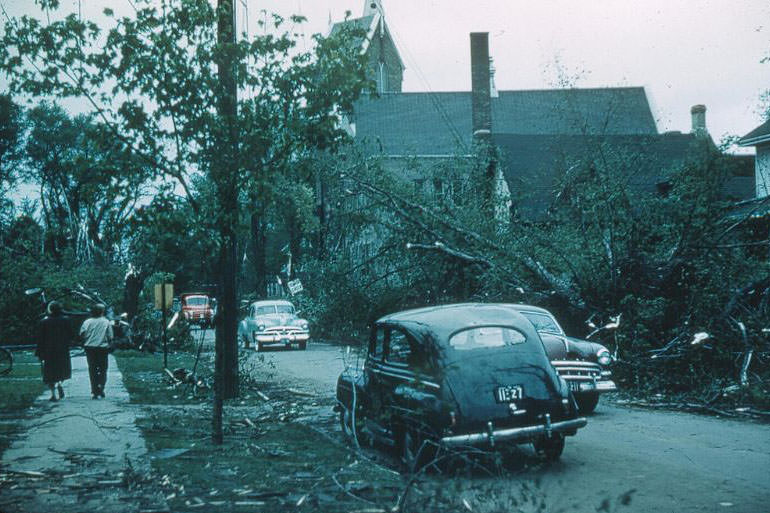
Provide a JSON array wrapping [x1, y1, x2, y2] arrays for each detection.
[[495, 385, 523, 403]]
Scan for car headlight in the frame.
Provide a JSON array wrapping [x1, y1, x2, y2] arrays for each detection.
[[257, 324, 265, 331], [300, 322, 308, 330], [597, 348, 612, 366]]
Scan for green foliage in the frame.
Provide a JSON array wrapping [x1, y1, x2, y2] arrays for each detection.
[[302, 140, 769, 401]]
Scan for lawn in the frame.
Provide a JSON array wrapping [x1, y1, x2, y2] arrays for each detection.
[[114, 348, 404, 512], [0, 350, 45, 456]]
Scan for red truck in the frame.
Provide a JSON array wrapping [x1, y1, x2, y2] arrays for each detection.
[[180, 293, 214, 328]]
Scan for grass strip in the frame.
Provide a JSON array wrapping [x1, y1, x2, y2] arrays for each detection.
[[115, 349, 403, 512], [0, 351, 46, 456]]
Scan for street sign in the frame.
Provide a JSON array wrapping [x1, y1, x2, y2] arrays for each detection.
[[287, 279, 303, 295], [154, 283, 174, 310]]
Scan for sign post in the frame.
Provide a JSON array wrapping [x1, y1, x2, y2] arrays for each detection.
[[154, 283, 173, 368]]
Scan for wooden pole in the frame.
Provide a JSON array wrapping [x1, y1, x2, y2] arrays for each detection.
[[162, 283, 168, 369]]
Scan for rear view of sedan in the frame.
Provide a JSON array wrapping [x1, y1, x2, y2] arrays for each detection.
[[336, 303, 587, 472]]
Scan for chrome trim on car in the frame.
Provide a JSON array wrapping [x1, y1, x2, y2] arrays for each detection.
[[440, 417, 587, 447], [594, 381, 617, 392], [369, 364, 441, 390], [550, 360, 602, 367]]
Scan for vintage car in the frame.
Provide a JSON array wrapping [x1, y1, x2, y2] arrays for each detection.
[[505, 304, 616, 413], [238, 300, 309, 351], [335, 304, 587, 471], [180, 293, 214, 328]]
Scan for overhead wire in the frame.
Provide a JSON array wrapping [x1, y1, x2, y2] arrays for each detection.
[[386, 22, 469, 153]]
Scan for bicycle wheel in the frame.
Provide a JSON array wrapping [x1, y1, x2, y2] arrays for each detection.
[[0, 347, 13, 376]]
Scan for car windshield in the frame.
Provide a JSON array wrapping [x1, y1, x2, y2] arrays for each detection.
[[255, 304, 294, 316], [185, 297, 208, 306], [520, 312, 563, 335], [449, 326, 527, 351]]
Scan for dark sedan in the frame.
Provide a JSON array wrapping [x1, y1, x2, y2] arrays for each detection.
[[335, 303, 587, 472], [505, 304, 617, 413]]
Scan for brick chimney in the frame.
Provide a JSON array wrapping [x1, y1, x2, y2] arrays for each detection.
[[470, 32, 492, 141], [691, 104, 707, 138]]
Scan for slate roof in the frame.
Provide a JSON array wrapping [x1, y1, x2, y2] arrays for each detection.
[[329, 15, 376, 46], [491, 133, 751, 216], [353, 87, 658, 155], [739, 119, 770, 146]]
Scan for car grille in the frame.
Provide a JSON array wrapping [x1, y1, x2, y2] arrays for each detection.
[[264, 327, 306, 335], [551, 360, 601, 381]]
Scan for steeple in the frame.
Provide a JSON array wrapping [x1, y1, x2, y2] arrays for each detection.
[[363, 0, 384, 17]]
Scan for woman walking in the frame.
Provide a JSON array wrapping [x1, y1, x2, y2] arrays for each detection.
[[35, 301, 73, 401]]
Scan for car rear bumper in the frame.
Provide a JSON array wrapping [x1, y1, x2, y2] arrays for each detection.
[[440, 416, 587, 447]]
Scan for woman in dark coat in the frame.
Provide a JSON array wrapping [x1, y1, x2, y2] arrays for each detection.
[[36, 301, 73, 401]]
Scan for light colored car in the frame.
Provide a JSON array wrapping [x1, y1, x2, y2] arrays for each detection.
[[505, 304, 617, 413], [238, 300, 309, 351]]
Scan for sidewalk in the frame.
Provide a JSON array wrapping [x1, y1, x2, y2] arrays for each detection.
[[0, 353, 167, 513]]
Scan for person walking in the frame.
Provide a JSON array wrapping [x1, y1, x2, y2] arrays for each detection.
[[35, 301, 73, 401], [79, 304, 113, 399]]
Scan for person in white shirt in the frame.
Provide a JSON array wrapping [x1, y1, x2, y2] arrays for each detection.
[[79, 304, 113, 399]]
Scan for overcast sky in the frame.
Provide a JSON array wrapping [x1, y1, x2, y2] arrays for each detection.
[[4, 0, 769, 147]]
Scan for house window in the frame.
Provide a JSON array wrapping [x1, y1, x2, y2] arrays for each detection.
[[377, 62, 388, 93]]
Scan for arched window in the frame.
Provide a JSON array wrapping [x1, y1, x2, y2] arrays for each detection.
[[376, 61, 388, 93]]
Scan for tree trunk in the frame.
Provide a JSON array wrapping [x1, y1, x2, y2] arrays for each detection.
[[288, 209, 301, 280], [122, 268, 144, 320], [212, 0, 239, 445], [251, 207, 267, 298]]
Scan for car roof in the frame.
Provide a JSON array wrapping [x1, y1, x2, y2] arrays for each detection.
[[250, 300, 294, 308], [181, 292, 209, 298], [377, 303, 539, 342], [501, 303, 554, 316]]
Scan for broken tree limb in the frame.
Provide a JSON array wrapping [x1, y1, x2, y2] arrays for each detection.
[[406, 241, 493, 268], [732, 319, 753, 387]]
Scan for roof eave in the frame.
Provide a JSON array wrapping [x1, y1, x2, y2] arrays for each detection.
[[359, 12, 381, 55], [739, 134, 770, 147]]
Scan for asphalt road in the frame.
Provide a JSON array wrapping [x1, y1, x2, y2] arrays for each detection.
[[246, 341, 770, 513]]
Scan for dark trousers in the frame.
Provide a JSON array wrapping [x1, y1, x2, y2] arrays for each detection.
[[85, 348, 109, 395]]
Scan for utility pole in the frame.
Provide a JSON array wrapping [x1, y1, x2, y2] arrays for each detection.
[[212, 0, 239, 445]]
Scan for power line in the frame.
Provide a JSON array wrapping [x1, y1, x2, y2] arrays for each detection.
[[387, 22, 468, 153]]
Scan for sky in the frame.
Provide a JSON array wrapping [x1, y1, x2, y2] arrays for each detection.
[[3, 0, 769, 149]]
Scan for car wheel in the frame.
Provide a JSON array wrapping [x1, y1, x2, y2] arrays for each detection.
[[533, 434, 565, 461], [240, 334, 250, 349], [575, 392, 600, 414], [256, 342, 264, 352], [298, 340, 307, 350]]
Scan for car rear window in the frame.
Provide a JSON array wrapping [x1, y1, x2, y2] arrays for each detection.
[[185, 297, 208, 306], [449, 327, 527, 350]]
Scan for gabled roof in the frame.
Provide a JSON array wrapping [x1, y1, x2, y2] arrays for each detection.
[[329, 15, 377, 49], [328, 14, 405, 69], [491, 132, 733, 216], [353, 87, 658, 155], [739, 119, 770, 146]]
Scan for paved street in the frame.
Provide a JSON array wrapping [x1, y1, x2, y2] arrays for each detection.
[[247, 341, 770, 513]]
